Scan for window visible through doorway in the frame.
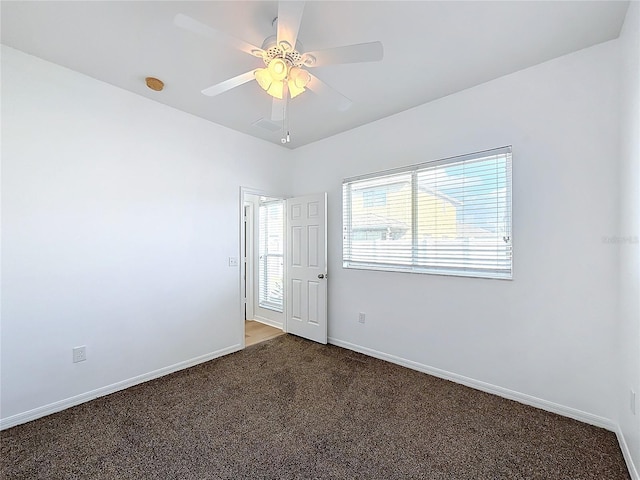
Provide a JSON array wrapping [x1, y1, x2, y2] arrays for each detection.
[[258, 198, 284, 312]]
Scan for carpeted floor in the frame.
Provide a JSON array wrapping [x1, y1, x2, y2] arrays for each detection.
[[0, 335, 631, 479]]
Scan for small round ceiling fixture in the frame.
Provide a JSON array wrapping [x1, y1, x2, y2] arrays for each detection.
[[145, 77, 164, 91]]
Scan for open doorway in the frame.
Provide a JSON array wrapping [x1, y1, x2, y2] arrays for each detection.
[[242, 191, 286, 346], [240, 188, 328, 347]]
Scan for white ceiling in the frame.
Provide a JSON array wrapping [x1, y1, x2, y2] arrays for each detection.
[[1, 1, 630, 149]]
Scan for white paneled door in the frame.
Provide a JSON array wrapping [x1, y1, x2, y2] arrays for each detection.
[[285, 193, 327, 344]]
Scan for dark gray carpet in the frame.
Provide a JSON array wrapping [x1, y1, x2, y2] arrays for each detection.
[[1, 335, 631, 479]]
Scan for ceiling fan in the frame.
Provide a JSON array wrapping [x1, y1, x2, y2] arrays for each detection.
[[174, 1, 383, 130]]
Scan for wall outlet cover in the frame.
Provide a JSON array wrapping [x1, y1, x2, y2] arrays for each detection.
[[72, 346, 87, 363]]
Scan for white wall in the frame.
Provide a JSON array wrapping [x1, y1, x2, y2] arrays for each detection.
[[291, 40, 621, 424], [617, 1, 640, 476], [0, 46, 291, 424]]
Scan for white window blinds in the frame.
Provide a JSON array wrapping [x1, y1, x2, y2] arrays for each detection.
[[258, 199, 284, 311], [343, 146, 512, 279]]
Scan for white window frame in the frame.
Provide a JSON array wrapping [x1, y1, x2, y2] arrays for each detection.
[[342, 146, 513, 280], [258, 198, 285, 312]]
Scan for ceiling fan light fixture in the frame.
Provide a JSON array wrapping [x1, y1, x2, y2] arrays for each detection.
[[268, 58, 288, 81], [254, 68, 272, 91], [267, 79, 285, 99], [288, 80, 305, 98], [288, 66, 310, 98], [289, 66, 310, 89]]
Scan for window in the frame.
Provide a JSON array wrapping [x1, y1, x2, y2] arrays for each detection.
[[342, 146, 512, 279], [258, 198, 284, 311]]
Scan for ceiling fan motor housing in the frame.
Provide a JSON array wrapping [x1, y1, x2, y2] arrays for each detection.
[[261, 35, 304, 67]]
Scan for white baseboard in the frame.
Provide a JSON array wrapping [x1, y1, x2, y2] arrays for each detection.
[[250, 316, 284, 330], [328, 337, 615, 430], [0, 344, 242, 431], [615, 424, 640, 480]]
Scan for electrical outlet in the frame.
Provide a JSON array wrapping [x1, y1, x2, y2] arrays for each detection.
[[72, 346, 86, 363], [631, 390, 636, 415], [228, 257, 239, 267], [358, 312, 366, 324]]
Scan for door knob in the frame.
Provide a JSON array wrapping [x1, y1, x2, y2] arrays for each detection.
[[318, 274, 325, 279]]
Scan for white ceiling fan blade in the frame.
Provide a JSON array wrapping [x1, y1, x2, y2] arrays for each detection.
[[306, 73, 353, 112], [175, 14, 264, 57], [202, 70, 257, 97], [276, 1, 305, 51], [302, 41, 383, 67], [271, 97, 286, 122]]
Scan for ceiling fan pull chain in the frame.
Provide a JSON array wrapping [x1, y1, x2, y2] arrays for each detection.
[[281, 100, 286, 142], [281, 88, 292, 144], [286, 94, 290, 142], [286, 90, 292, 143]]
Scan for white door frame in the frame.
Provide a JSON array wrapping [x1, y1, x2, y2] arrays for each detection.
[[243, 201, 255, 322], [239, 187, 288, 348]]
